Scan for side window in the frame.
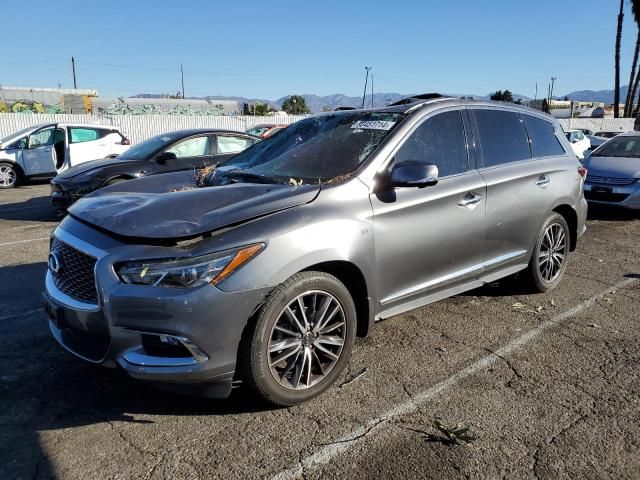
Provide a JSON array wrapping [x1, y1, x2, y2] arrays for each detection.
[[69, 127, 100, 143], [393, 110, 469, 177], [473, 110, 531, 167], [28, 127, 55, 148], [166, 136, 211, 158], [217, 135, 256, 154], [522, 115, 565, 157]]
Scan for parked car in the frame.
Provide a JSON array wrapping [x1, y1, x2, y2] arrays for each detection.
[[0, 123, 130, 189], [245, 124, 288, 139], [582, 132, 640, 209], [588, 130, 623, 150], [42, 97, 587, 405], [564, 129, 591, 158], [50, 129, 260, 211]]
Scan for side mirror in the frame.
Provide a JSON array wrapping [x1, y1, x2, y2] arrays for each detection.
[[155, 151, 177, 164], [10, 139, 27, 150], [387, 161, 439, 188]]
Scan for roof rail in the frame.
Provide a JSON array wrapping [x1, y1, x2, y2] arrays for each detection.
[[387, 93, 452, 107]]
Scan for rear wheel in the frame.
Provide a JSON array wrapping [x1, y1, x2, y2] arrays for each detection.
[[525, 213, 570, 292], [241, 271, 356, 406]]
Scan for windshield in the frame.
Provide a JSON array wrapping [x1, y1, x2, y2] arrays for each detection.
[[0, 126, 40, 145], [120, 132, 184, 160], [223, 112, 404, 183], [592, 136, 640, 158]]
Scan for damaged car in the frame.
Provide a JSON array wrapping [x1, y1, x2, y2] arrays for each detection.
[[50, 129, 259, 211], [43, 96, 587, 405]]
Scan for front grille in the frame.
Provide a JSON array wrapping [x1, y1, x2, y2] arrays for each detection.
[[584, 191, 630, 203], [586, 175, 636, 186], [51, 237, 98, 303]]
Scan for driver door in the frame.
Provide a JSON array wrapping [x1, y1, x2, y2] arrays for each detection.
[[21, 126, 57, 176], [370, 109, 487, 314]]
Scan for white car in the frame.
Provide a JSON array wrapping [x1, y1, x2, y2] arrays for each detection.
[[564, 129, 591, 159], [0, 123, 130, 188]]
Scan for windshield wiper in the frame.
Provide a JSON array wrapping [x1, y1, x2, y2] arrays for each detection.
[[224, 170, 282, 185]]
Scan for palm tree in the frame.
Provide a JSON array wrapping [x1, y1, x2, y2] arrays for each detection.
[[632, 0, 640, 128], [614, 0, 624, 118], [625, 31, 640, 117]]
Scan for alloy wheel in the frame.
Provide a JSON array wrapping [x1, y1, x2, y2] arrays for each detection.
[[268, 290, 347, 390], [538, 223, 567, 282], [0, 165, 17, 187]]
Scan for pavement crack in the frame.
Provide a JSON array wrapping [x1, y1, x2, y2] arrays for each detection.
[[316, 419, 388, 448], [483, 347, 523, 388]]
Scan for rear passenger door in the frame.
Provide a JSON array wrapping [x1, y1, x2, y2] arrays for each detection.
[[470, 109, 564, 272], [371, 109, 487, 311]]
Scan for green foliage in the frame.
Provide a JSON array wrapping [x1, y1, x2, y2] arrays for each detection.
[[282, 95, 310, 115], [433, 419, 477, 446], [490, 90, 514, 102], [243, 102, 274, 116]]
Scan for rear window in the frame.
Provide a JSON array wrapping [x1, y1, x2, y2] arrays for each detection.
[[522, 115, 565, 158], [473, 110, 531, 167]]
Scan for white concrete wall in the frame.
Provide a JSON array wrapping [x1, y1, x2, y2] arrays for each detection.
[[0, 114, 306, 144], [557, 118, 634, 133]]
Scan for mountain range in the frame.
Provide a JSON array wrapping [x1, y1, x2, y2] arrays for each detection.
[[134, 87, 631, 113]]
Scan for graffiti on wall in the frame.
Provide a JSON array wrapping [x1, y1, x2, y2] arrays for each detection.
[[0, 100, 64, 114], [96, 102, 229, 116]]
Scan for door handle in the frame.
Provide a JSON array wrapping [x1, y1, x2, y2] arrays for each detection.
[[536, 175, 551, 187], [458, 192, 483, 207]]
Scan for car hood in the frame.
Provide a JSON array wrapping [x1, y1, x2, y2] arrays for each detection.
[[68, 171, 321, 240], [57, 157, 137, 179], [584, 155, 640, 178]]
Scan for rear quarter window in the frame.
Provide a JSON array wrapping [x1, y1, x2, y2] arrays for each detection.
[[522, 115, 565, 158], [473, 109, 531, 168]]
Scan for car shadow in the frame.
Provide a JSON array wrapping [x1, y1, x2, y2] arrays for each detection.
[[0, 195, 59, 222], [0, 261, 279, 479]]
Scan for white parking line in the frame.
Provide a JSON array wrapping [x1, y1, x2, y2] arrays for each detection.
[[0, 237, 50, 247], [271, 277, 638, 480]]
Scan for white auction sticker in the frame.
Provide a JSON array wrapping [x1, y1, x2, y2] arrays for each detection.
[[351, 120, 395, 130]]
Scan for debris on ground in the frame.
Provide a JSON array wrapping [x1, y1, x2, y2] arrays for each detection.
[[432, 419, 477, 446], [339, 367, 367, 387]]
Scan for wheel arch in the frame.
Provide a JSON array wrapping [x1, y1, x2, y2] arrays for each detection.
[[301, 260, 372, 338], [552, 204, 578, 251]]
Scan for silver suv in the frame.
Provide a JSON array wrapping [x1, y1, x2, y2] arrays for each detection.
[[43, 97, 588, 405]]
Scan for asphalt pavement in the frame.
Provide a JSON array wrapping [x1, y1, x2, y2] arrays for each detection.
[[1, 183, 638, 480]]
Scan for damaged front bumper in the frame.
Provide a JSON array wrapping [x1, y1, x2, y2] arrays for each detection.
[[43, 225, 270, 398]]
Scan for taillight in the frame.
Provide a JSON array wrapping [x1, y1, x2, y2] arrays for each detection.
[[578, 166, 587, 178]]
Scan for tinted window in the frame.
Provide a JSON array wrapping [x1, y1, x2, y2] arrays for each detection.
[[69, 127, 99, 143], [394, 110, 469, 177], [217, 135, 255, 154], [474, 110, 531, 167], [522, 115, 565, 157]]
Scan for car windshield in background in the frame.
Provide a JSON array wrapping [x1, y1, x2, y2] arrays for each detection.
[[120, 132, 182, 160], [246, 126, 270, 136], [222, 112, 404, 183], [592, 136, 640, 158]]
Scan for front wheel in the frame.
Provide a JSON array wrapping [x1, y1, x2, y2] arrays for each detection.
[[525, 213, 570, 292], [241, 271, 356, 406], [0, 163, 19, 189]]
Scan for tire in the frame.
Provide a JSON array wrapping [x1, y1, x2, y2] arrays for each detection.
[[240, 271, 357, 406], [0, 163, 19, 189], [525, 213, 570, 292]]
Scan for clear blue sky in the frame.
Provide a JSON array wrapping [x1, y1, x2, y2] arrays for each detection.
[[1, 0, 639, 99]]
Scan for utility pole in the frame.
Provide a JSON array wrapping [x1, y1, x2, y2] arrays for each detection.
[[361, 66, 371, 109], [370, 72, 374, 108], [549, 77, 557, 113], [534, 82, 538, 105], [180, 63, 185, 99], [71, 56, 77, 89]]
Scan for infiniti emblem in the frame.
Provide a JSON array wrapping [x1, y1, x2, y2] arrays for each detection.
[[48, 251, 62, 274]]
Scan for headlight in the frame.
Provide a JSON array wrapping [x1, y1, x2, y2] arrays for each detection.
[[116, 244, 264, 288]]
